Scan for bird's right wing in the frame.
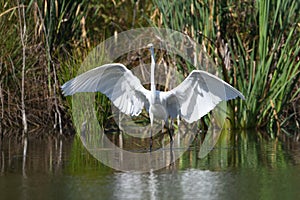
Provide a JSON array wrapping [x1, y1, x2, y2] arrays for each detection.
[[164, 70, 245, 123], [61, 63, 150, 116]]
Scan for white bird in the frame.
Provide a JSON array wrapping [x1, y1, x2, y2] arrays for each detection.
[[61, 43, 245, 150]]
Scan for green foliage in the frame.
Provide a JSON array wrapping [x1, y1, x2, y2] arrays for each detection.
[[231, 0, 300, 130], [0, 0, 152, 131], [0, 0, 54, 128], [1, 0, 299, 135], [152, 0, 300, 132]]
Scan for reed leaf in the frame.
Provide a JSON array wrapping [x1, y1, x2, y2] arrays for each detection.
[[152, 0, 300, 132]]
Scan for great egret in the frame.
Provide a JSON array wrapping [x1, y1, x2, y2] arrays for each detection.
[[61, 43, 245, 149]]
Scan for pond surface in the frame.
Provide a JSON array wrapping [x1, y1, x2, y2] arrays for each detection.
[[1, 130, 300, 200]]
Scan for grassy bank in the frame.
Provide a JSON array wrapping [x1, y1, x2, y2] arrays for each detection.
[[0, 0, 299, 136]]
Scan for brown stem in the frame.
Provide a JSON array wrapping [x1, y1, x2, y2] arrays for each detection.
[[17, 1, 28, 135]]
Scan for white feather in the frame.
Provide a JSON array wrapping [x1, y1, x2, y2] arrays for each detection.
[[61, 45, 245, 125], [61, 63, 150, 116]]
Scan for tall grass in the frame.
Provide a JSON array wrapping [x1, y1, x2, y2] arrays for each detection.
[[0, 0, 89, 132], [152, 0, 300, 133], [231, 0, 300, 132], [1, 0, 299, 135], [0, 0, 152, 133]]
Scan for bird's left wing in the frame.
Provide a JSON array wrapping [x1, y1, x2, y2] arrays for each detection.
[[163, 70, 245, 123], [61, 63, 150, 116]]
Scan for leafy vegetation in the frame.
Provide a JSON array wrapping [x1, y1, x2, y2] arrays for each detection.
[[0, 0, 299, 136], [0, 0, 151, 134], [152, 0, 300, 133]]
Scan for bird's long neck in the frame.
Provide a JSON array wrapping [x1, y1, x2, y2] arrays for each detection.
[[150, 48, 156, 102]]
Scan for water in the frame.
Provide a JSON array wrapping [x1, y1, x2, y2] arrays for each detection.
[[1, 130, 300, 200]]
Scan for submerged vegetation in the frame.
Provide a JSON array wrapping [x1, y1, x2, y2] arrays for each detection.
[[0, 0, 299, 137]]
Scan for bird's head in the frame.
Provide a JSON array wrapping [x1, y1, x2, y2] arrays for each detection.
[[147, 43, 154, 54], [147, 43, 155, 69], [147, 43, 153, 48]]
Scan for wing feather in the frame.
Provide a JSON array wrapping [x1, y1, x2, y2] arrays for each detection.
[[164, 70, 245, 123], [61, 63, 150, 116]]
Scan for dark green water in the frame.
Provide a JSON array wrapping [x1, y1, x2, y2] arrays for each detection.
[[1, 130, 300, 200]]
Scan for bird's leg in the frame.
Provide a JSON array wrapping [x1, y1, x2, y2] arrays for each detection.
[[150, 129, 153, 152], [169, 137, 174, 167], [167, 119, 173, 142], [177, 116, 181, 146], [150, 113, 153, 152]]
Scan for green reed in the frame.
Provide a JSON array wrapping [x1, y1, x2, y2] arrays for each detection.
[[152, 0, 300, 133], [231, 0, 300, 131], [1, 0, 298, 135], [0, 0, 151, 132]]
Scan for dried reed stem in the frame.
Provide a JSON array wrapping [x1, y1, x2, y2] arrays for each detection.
[[17, 0, 28, 135], [35, 2, 63, 135]]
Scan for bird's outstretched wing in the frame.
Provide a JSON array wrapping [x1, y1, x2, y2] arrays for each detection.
[[61, 63, 150, 116], [164, 70, 245, 123]]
